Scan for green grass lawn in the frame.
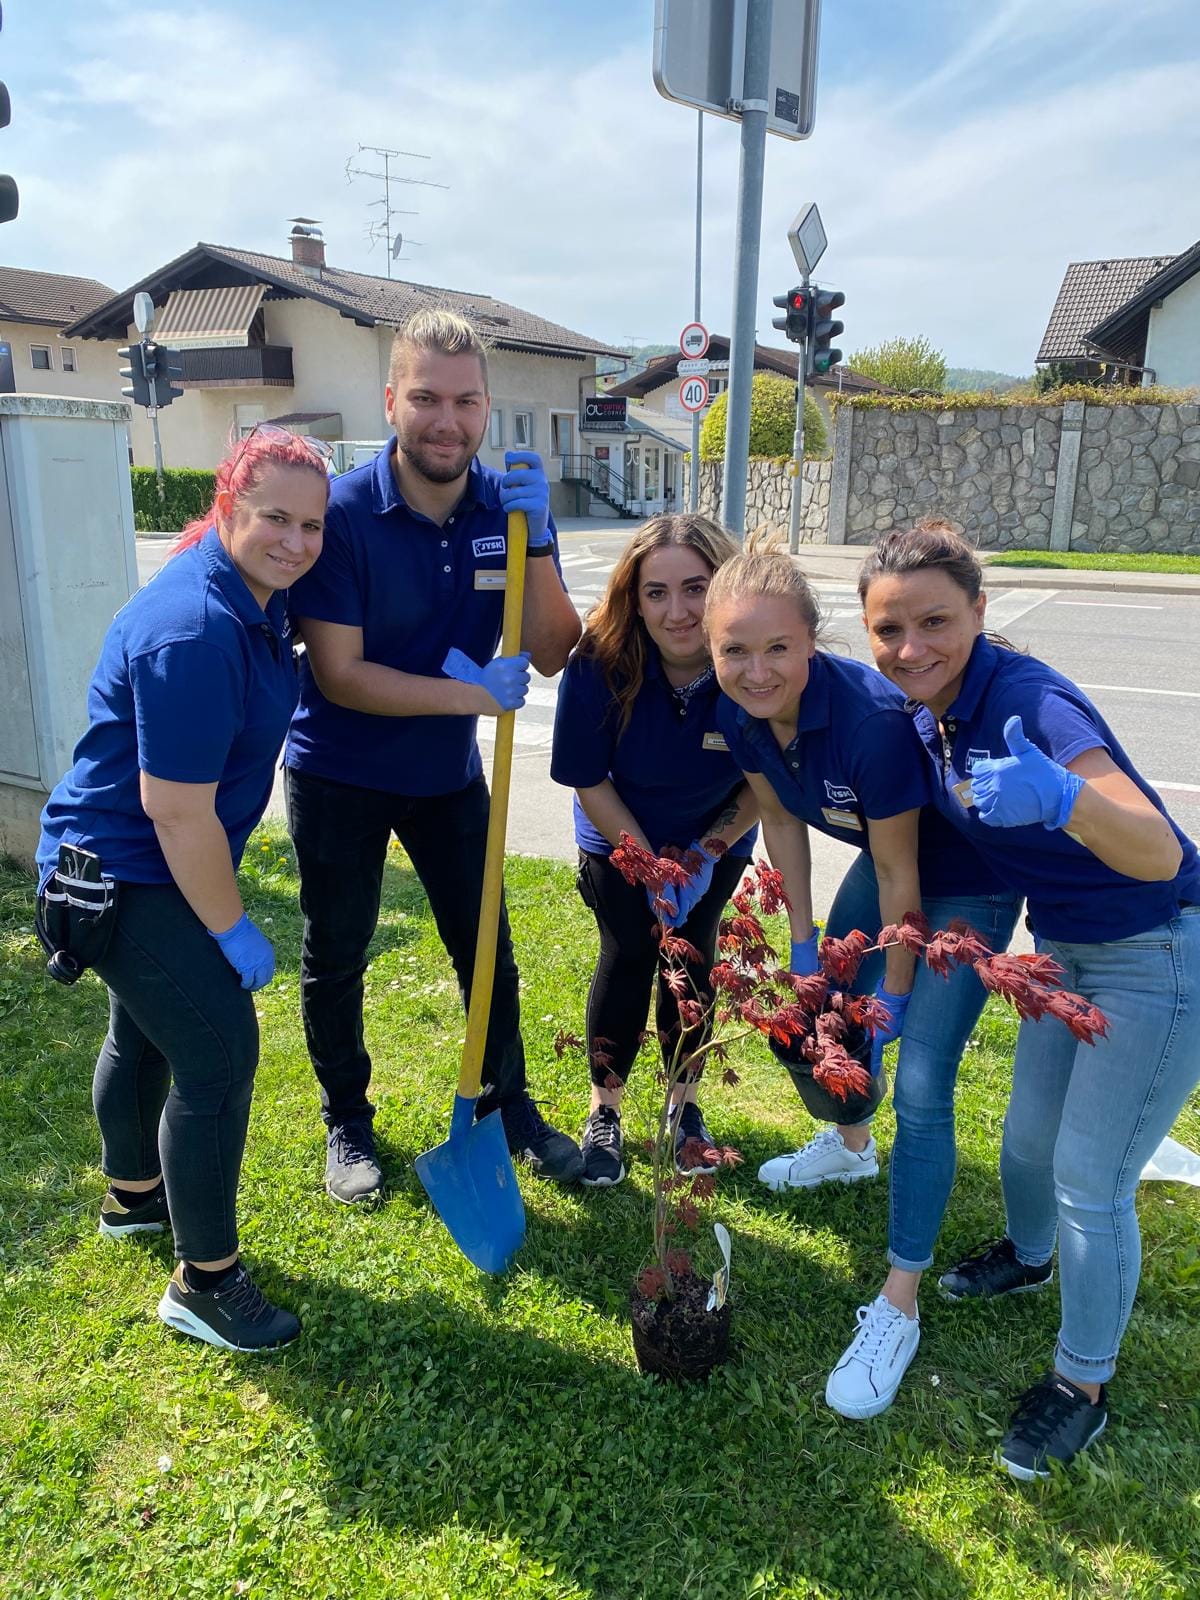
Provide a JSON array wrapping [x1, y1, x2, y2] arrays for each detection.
[[986, 549, 1200, 575], [2, 831, 1198, 1600]]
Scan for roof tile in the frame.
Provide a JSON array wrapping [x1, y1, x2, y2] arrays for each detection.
[[0, 265, 117, 328], [1037, 256, 1174, 362]]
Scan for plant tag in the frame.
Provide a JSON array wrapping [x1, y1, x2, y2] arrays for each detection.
[[952, 778, 975, 808], [706, 1222, 732, 1312]]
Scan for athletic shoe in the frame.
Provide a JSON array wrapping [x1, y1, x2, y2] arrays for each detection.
[[325, 1116, 384, 1205], [98, 1185, 169, 1239], [996, 1373, 1108, 1481], [757, 1127, 879, 1191], [825, 1294, 921, 1419], [938, 1237, 1053, 1301], [501, 1095, 585, 1184], [673, 1102, 719, 1175], [156, 1263, 301, 1353], [581, 1106, 625, 1187]]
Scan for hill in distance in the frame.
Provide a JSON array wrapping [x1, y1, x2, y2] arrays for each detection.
[[944, 367, 1030, 393]]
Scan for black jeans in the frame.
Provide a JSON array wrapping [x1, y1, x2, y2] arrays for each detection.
[[91, 882, 259, 1262], [576, 849, 747, 1088], [285, 767, 526, 1123]]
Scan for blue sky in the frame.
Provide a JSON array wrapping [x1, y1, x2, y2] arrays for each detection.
[[5, 0, 1198, 372]]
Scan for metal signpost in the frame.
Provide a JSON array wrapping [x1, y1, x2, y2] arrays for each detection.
[[786, 202, 825, 552], [653, 0, 822, 539], [679, 320, 710, 501], [120, 292, 185, 495]]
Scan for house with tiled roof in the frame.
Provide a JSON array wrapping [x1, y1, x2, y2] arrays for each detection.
[[1036, 246, 1200, 387], [0, 264, 122, 401], [66, 224, 622, 503]]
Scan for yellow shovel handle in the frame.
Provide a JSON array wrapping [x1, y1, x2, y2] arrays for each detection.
[[457, 485, 530, 1099]]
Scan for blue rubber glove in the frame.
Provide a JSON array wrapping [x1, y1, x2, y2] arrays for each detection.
[[663, 840, 719, 929], [500, 450, 552, 548], [209, 912, 275, 992], [869, 984, 910, 1076], [443, 646, 531, 713], [647, 882, 679, 924], [790, 927, 820, 976], [969, 715, 1084, 831]]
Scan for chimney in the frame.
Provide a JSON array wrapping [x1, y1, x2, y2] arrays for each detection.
[[288, 217, 326, 276]]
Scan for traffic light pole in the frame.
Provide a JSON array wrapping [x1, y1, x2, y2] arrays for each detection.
[[720, 0, 773, 540], [788, 273, 810, 554], [690, 109, 703, 514], [146, 352, 165, 495]]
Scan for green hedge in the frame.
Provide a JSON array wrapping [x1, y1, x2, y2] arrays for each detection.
[[130, 467, 216, 532], [699, 371, 828, 460], [831, 383, 1198, 414]]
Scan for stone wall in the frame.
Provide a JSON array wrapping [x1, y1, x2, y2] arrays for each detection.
[[684, 457, 831, 542], [830, 398, 1200, 553]]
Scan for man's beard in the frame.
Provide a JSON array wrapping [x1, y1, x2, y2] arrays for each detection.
[[397, 431, 481, 485]]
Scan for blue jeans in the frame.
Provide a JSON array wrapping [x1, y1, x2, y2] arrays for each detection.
[[826, 854, 1023, 1271], [1000, 906, 1200, 1386]]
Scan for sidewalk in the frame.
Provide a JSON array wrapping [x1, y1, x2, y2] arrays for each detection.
[[792, 540, 1200, 596]]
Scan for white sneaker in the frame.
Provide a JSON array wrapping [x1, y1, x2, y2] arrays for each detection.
[[825, 1295, 921, 1419], [757, 1127, 879, 1191]]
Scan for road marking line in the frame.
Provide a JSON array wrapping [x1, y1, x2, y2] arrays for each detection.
[[984, 588, 1059, 628], [1052, 601, 1162, 610], [1079, 682, 1200, 700], [1147, 781, 1200, 794]]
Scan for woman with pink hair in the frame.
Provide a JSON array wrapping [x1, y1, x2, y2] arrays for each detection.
[[36, 426, 328, 1352]]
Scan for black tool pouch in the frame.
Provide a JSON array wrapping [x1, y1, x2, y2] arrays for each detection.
[[34, 844, 119, 985]]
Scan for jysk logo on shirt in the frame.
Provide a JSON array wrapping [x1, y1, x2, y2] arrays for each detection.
[[472, 535, 506, 559], [965, 748, 991, 772], [824, 780, 858, 806]]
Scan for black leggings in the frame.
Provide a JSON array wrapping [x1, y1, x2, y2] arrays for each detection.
[[576, 849, 748, 1088], [90, 881, 259, 1262]]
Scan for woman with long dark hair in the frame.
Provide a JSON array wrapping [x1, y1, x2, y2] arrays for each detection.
[[859, 520, 1200, 1477], [37, 425, 328, 1352], [551, 514, 758, 1187]]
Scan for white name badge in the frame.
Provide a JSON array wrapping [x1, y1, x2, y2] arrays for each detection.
[[822, 806, 863, 831], [702, 732, 729, 752], [474, 570, 506, 590]]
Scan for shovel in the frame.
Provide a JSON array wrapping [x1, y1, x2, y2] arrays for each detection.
[[414, 485, 530, 1273]]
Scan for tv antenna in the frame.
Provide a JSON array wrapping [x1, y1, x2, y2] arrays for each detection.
[[345, 143, 447, 278]]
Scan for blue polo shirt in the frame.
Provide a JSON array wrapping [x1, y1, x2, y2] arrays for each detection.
[[716, 650, 1007, 899], [911, 635, 1200, 941], [284, 443, 566, 796], [37, 528, 298, 887], [551, 651, 757, 859]]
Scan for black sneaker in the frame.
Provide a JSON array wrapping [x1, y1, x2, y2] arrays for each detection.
[[500, 1094, 585, 1184], [939, 1237, 1053, 1301], [997, 1373, 1108, 1481], [98, 1185, 169, 1239], [580, 1106, 625, 1187], [674, 1102, 719, 1175], [156, 1263, 301, 1353], [325, 1116, 383, 1205]]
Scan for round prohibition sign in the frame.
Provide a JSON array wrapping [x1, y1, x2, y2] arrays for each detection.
[[678, 375, 710, 413], [679, 321, 710, 358]]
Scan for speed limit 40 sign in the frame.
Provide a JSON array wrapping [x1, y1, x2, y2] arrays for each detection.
[[678, 375, 710, 413]]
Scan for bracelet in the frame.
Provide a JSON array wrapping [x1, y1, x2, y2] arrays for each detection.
[[525, 542, 554, 557]]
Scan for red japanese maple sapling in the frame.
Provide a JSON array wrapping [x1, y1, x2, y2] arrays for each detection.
[[591, 832, 1108, 1307]]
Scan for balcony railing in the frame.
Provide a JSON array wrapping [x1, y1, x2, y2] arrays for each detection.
[[179, 345, 294, 388]]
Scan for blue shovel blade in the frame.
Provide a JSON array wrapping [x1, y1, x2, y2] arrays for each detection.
[[414, 1094, 525, 1274]]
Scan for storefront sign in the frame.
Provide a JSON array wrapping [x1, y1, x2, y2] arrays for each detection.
[[581, 395, 628, 433]]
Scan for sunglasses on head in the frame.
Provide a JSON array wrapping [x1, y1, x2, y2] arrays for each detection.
[[231, 422, 333, 470]]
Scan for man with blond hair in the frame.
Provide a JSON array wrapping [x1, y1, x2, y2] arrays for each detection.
[[285, 308, 584, 1201]]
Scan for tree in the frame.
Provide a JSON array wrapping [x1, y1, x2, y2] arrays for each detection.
[[699, 371, 827, 461], [845, 335, 947, 393]]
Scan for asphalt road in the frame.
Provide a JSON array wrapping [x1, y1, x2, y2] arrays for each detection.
[[137, 523, 1200, 934]]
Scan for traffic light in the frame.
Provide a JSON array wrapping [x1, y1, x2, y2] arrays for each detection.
[[144, 342, 184, 408], [118, 343, 152, 409], [806, 288, 846, 378], [0, 4, 19, 224], [772, 286, 810, 345]]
